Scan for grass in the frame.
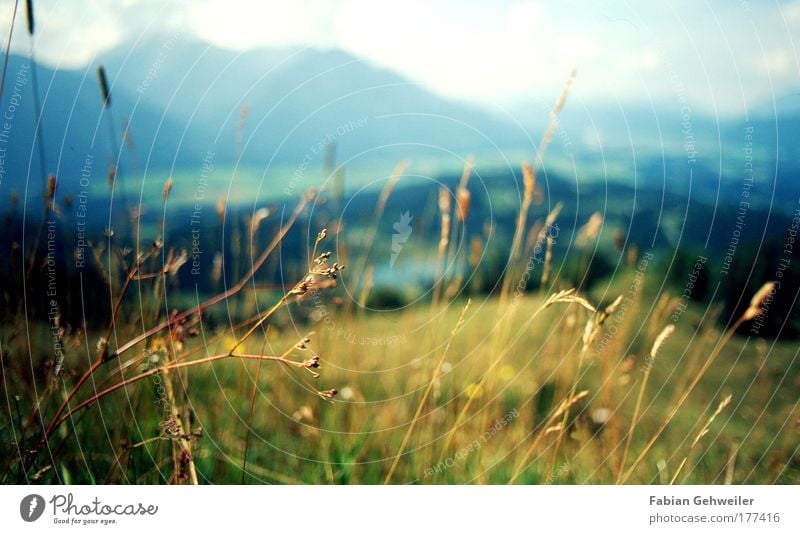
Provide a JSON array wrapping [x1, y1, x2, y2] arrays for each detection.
[[2, 68, 799, 487], [3, 267, 799, 484]]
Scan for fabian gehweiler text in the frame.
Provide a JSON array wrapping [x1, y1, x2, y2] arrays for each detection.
[[650, 495, 754, 506]]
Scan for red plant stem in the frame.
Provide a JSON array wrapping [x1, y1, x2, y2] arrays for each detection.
[[106, 194, 310, 362], [43, 263, 139, 439], [51, 353, 294, 432], [40, 194, 311, 444]]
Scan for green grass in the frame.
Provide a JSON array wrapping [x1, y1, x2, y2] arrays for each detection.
[[5, 273, 798, 484]]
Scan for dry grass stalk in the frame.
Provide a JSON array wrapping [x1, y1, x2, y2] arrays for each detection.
[[627, 244, 638, 266], [553, 389, 590, 418], [456, 186, 471, 223], [575, 212, 603, 247], [670, 394, 733, 484], [437, 187, 452, 253], [535, 68, 576, 168], [691, 394, 732, 448], [649, 292, 672, 338], [50, 347, 334, 432], [0, 0, 21, 106], [455, 155, 474, 222], [439, 157, 475, 301], [507, 389, 590, 483], [249, 207, 270, 237], [544, 424, 563, 435], [40, 195, 316, 445], [499, 158, 541, 303], [46, 173, 55, 201], [469, 236, 482, 269], [445, 287, 595, 477], [215, 197, 226, 222], [544, 202, 563, 228], [385, 299, 471, 483], [346, 160, 410, 314], [544, 288, 596, 314], [613, 228, 624, 252], [618, 283, 770, 483], [581, 295, 623, 353], [458, 155, 474, 189], [431, 186, 452, 309], [724, 441, 739, 485], [536, 202, 564, 290], [233, 229, 344, 353], [743, 282, 776, 320], [469, 236, 483, 292], [523, 221, 543, 258], [25, 173, 58, 278], [650, 324, 676, 359], [616, 324, 675, 483], [547, 296, 621, 477], [158, 357, 198, 485], [540, 235, 554, 287], [358, 266, 374, 308], [507, 163, 535, 266], [162, 178, 173, 203]]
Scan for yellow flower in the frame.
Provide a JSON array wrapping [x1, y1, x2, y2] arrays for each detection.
[[220, 334, 239, 353], [465, 383, 483, 399], [498, 365, 516, 381]]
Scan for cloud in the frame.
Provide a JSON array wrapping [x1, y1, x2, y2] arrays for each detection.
[[0, 0, 797, 114], [186, 0, 337, 50]]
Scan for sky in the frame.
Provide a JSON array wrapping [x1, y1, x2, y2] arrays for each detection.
[[1, 0, 799, 116]]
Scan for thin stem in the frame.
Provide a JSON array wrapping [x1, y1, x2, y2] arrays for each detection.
[[618, 316, 745, 484], [43, 262, 141, 439], [50, 352, 297, 432], [227, 296, 290, 355], [0, 0, 20, 104], [507, 389, 585, 484], [546, 354, 584, 480], [439, 303, 547, 463], [384, 300, 470, 484], [344, 160, 408, 316], [242, 335, 269, 483], [615, 356, 655, 483], [107, 194, 310, 362]]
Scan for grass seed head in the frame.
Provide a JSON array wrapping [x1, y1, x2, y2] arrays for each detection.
[[649, 324, 675, 360], [743, 282, 776, 320], [162, 178, 173, 203], [456, 186, 471, 222]]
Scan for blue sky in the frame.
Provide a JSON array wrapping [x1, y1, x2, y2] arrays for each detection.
[[2, 0, 798, 116]]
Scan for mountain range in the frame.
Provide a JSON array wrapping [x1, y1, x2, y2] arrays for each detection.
[[1, 34, 798, 215]]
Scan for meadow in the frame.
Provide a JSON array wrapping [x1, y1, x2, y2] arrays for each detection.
[[3, 161, 799, 485], [1, 54, 798, 486]]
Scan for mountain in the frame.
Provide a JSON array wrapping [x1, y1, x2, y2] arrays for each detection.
[[1, 35, 536, 204], [511, 93, 800, 215], [2, 34, 798, 219]]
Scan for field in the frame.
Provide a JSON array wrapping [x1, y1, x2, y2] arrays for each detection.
[[2, 40, 799, 486], [3, 179, 799, 485]]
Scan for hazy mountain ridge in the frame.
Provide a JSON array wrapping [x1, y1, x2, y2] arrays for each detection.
[[1, 35, 798, 218]]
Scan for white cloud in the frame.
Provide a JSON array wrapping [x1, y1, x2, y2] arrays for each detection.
[[0, 0, 797, 114], [186, 0, 337, 50], [4, 0, 125, 68]]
